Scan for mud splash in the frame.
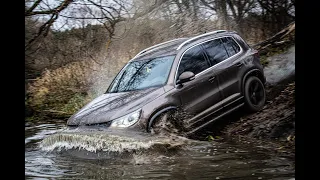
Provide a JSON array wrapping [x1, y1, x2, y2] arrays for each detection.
[[263, 45, 295, 85], [26, 120, 295, 179], [39, 128, 193, 154]]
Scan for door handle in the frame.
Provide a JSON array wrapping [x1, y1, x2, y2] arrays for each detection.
[[235, 62, 243, 67], [208, 76, 215, 83]]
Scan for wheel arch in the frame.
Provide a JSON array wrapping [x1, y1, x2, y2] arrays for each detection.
[[241, 69, 265, 94], [147, 106, 178, 132]]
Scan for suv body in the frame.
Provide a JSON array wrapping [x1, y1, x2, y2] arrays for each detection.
[[67, 30, 266, 134]]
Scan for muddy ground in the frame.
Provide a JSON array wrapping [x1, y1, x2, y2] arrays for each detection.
[[223, 80, 295, 157], [222, 45, 295, 158], [188, 44, 295, 160]]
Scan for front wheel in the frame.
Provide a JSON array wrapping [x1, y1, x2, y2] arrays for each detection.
[[148, 110, 182, 135], [244, 76, 266, 112]]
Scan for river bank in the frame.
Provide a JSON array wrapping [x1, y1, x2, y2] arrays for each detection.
[[221, 42, 295, 159], [222, 80, 295, 159]]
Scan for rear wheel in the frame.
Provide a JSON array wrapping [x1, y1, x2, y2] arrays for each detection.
[[244, 76, 266, 112]]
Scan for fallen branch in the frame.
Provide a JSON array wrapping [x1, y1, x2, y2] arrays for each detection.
[[252, 21, 295, 52], [43, 109, 72, 115]]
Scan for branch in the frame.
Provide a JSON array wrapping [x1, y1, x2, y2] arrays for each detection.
[[25, 0, 74, 50], [25, 13, 58, 50], [226, 0, 237, 18], [25, 0, 43, 15], [132, 0, 169, 19], [60, 14, 111, 20], [25, 0, 73, 16], [243, 0, 255, 15], [87, 0, 115, 20], [199, 0, 216, 11]]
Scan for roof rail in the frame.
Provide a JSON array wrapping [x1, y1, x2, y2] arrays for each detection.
[[176, 30, 227, 50], [133, 38, 186, 59]]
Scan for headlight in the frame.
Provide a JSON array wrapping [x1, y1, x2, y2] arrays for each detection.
[[110, 109, 141, 128]]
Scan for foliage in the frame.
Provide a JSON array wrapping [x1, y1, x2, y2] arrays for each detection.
[[26, 60, 97, 118], [206, 135, 221, 142]]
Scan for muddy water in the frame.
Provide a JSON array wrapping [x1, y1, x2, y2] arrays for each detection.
[[25, 120, 294, 179]]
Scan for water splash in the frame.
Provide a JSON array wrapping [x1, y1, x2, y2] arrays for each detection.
[[39, 130, 191, 153], [264, 45, 295, 85], [27, 121, 295, 179]]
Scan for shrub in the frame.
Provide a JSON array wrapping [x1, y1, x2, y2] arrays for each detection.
[[26, 60, 97, 118]]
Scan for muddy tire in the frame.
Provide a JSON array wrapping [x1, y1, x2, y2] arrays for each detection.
[[149, 110, 180, 135], [149, 113, 168, 134], [244, 76, 266, 112]]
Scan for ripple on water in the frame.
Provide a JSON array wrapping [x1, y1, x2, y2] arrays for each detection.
[[26, 122, 295, 179]]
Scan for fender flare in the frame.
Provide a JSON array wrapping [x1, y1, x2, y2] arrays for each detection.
[[241, 69, 265, 93], [147, 106, 177, 132]]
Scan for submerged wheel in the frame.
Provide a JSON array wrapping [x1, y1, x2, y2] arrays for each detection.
[[149, 112, 169, 134], [244, 76, 266, 112], [148, 110, 181, 135]]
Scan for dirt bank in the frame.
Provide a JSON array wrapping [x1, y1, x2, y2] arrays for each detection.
[[222, 81, 295, 153], [220, 45, 295, 157]]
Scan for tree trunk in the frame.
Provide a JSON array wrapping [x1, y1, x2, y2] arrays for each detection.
[[216, 0, 229, 29]]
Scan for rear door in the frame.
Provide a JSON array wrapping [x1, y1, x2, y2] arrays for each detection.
[[201, 38, 231, 100], [175, 44, 222, 115], [218, 37, 243, 98]]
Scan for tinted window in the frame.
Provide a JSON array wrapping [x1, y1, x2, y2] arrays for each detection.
[[107, 56, 175, 93], [221, 37, 240, 56], [177, 45, 209, 78], [202, 39, 229, 66]]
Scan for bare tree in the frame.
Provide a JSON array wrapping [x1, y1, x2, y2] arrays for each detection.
[[25, 0, 134, 50], [257, 0, 295, 33], [25, 0, 74, 49], [226, 0, 256, 33], [199, 0, 229, 29]]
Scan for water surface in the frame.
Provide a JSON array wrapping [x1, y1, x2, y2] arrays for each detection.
[[25, 120, 294, 179]]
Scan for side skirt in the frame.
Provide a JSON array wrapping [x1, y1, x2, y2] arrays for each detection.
[[185, 96, 244, 135]]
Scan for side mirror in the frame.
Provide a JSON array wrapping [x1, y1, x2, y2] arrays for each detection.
[[177, 71, 195, 84]]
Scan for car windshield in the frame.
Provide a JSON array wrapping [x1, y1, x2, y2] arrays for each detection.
[[107, 55, 175, 93]]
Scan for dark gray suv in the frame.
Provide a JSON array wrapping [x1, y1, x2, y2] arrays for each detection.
[[67, 30, 266, 135]]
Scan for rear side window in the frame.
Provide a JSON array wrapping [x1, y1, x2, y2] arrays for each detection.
[[221, 37, 240, 57], [202, 39, 229, 66], [177, 45, 209, 78]]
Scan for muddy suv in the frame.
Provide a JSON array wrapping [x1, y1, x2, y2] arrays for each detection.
[[67, 30, 266, 135]]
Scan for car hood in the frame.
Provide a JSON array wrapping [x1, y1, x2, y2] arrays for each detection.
[[67, 87, 165, 126]]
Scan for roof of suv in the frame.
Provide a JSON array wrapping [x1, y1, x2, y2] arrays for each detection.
[[131, 30, 236, 62], [131, 38, 188, 61]]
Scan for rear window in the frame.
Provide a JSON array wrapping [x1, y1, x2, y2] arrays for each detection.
[[221, 37, 241, 57], [201, 39, 229, 66]]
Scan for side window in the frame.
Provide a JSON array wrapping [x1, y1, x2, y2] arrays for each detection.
[[177, 45, 209, 79], [221, 37, 240, 57], [202, 39, 229, 66]]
